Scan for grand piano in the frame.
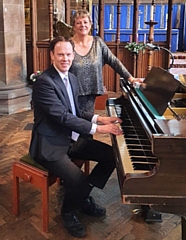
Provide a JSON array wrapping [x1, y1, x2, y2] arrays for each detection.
[[106, 67, 186, 239]]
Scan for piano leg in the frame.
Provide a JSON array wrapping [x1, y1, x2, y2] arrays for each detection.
[[141, 205, 162, 223], [181, 216, 186, 240]]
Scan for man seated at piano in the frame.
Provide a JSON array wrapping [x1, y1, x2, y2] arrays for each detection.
[[29, 36, 124, 238]]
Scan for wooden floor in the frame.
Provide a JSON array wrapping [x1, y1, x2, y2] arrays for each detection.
[[0, 94, 183, 240]]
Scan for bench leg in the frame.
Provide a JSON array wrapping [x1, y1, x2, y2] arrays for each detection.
[[42, 177, 49, 232], [84, 161, 90, 176], [73, 159, 90, 176], [12, 165, 20, 215]]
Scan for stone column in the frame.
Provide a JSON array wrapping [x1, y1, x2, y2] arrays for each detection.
[[0, 0, 31, 115]]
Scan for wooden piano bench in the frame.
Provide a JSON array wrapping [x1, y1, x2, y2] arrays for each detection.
[[12, 154, 90, 233]]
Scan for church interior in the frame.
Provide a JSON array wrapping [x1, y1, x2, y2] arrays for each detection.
[[0, 0, 186, 239]]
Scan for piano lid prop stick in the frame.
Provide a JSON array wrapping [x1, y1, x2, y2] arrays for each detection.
[[167, 103, 182, 121]]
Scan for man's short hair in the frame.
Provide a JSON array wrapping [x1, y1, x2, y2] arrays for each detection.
[[50, 36, 75, 52]]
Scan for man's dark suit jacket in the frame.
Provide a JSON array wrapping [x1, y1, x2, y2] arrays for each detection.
[[29, 65, 94, 162]]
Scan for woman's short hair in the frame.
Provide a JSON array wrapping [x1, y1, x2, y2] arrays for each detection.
[[72, 9, 92, 26]]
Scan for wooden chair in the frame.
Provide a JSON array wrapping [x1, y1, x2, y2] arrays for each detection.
[[12, 154, 89, 232], [95, 93, 108, 110]]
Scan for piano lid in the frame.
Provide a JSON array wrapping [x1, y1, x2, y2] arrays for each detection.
[[141, 67, 180, 116]]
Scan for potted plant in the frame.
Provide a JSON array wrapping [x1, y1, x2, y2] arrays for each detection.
[[125, 42, 146, 55]]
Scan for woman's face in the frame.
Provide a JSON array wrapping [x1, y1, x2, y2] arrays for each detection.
[[73, 16, 92, 36]]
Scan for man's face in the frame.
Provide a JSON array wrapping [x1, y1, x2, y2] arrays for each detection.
[[50, 41, 75, 73]]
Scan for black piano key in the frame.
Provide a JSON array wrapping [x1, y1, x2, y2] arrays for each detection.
[[132, 163, 156, 170], [122, 129, 145, 135], [131, 157, 158, 163], [125, 139, 151, 145], [122, 120, 134, 126], [122, 120, 141, 125], [122, 126, 146, 131], [127, 145, 152, 150], [129, 150, 155, 157], [123, 128, 144, 133], [122, 126, 146, 133], [123, 134, 148, 139]]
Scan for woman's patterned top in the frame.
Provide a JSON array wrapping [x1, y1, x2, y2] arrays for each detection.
[[70, 36, 132, 96]]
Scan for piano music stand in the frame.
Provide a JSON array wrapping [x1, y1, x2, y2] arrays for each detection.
[[142, 67, 180, 115]]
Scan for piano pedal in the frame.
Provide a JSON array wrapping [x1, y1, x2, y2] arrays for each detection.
[[132, 208, 141, 215], [141, 205, 162, 223]]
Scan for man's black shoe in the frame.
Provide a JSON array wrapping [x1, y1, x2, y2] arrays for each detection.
[[61, 211, 86, 238], [81, 196, 106, 217]]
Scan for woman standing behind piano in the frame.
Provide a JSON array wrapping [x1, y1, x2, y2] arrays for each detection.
[[70, 9, 143, 113]]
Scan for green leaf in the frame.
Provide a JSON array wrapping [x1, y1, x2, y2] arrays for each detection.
[[125, 42, 146, 54]]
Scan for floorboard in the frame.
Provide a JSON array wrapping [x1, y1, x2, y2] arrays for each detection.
[[0, 93, 183, 240]]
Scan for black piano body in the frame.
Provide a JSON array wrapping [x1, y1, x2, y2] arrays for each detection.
[[106, 67, 186, 238]]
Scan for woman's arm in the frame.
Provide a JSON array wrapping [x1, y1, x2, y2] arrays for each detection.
[[98, 37, 143, 83]]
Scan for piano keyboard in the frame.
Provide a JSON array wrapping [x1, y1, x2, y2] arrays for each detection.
[[109, 102, 158, 174]]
